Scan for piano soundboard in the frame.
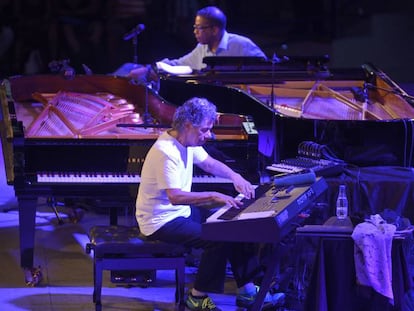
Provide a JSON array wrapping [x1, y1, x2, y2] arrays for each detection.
[[202, 177, 328, 243]]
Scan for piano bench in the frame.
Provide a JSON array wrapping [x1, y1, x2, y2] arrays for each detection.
[[86, 225, 187, 311]]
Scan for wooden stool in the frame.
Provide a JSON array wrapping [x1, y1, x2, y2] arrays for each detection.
[[86, 225, 187, 310]]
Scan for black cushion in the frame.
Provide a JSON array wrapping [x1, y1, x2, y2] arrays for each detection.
[[88, 225, 187, 257]]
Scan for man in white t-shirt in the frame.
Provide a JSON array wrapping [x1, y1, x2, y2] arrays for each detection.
[[136, 97, 285, 311]]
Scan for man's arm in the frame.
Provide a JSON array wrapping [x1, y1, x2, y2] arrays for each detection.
[[127, 44, 205, 80], [164, 155, 254, 208], [160, 44, 206, 70], [196, 155, 255, 199], [165, 188, 241, 208]]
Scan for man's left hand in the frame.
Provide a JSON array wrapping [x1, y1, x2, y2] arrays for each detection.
[[232, 174, 255, 199]]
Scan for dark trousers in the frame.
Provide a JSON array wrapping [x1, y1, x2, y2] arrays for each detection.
[[147, 206, 262, 293]]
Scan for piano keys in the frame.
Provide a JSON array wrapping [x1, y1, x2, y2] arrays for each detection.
[[36, 172, 233, 184]]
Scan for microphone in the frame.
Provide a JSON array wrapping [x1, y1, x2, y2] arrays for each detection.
[[123, 24, 145, 41], [273, 169, 316, 187], [82, 63, 93, 75]]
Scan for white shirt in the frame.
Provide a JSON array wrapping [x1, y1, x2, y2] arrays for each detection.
[[135, 130, 208, 235]]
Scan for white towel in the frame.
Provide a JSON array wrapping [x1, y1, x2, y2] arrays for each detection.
[[351, 214, 396, 304]]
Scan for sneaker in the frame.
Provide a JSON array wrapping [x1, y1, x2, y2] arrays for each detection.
[[236, 285, 285, 308], [185, 292, 222, 311]]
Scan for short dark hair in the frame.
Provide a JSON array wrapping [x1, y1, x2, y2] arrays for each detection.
[[196, 6, 227, 30], [172, 97, 217, 131]]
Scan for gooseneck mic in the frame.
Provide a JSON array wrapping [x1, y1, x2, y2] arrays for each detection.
[[273, 169, 316, 187], [123, 24, 145, 41]]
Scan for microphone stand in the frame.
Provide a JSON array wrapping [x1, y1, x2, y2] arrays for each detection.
[[142, 80, 153, 126], [132, 36, 138, 64], [271, 53, 279, 164], [129, 33, 153, 127]]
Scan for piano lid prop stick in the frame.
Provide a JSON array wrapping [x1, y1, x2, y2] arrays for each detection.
[[273, 169, 316, 187]]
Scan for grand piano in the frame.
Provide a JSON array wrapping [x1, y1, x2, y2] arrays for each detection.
[[0, 74, 259, 283], [156, 57, 414, 167]]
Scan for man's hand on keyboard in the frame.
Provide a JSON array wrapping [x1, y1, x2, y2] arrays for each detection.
[[231, 173, 255, 200], [212, 192, 244, 208]]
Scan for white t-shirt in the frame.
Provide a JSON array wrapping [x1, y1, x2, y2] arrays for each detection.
[[135, 130, 208, 236]]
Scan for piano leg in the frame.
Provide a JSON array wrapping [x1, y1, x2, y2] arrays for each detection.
[[251, 243, 281, 311], [18, 196, 42, 286]]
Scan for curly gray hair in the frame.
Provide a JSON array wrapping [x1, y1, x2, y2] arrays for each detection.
[[172, 97, 217, 131]]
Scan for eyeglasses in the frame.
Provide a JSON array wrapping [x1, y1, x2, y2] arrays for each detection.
[[193, 24, 213, 31]]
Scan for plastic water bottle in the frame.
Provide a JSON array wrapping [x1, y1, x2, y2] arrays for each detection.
[[336, 185, 348, 219]]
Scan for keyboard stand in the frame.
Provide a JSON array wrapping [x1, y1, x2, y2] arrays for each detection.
[[251, 242, 281, 311]]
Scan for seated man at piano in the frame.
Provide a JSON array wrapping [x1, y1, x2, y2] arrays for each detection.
[[128, 5, 266, 79], [135, 97, 285, 311]]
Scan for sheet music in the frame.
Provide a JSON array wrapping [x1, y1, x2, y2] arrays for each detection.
[[156, 62, 192, 75]]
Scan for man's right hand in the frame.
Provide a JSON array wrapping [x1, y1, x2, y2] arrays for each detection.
[[212, 192, 243, 208], [127, 66, 149, 80]]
